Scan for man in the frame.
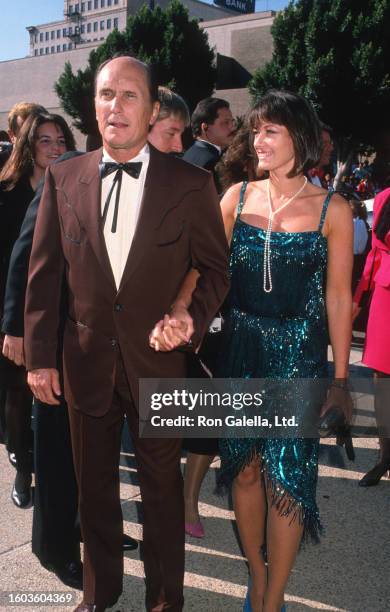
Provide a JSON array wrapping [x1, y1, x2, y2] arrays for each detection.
[[148, 87, 189, 154], [2, 149, 140, 590], [0, 102, 47, 169], [24, 56, 229, 612], [183, 97, 235, 189]]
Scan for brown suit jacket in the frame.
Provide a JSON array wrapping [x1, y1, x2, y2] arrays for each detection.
[[24, 145, 229, 415]]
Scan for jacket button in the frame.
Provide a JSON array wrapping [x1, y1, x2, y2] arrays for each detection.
[[114, 303, 123, 312], [110, 338, 117, 348]]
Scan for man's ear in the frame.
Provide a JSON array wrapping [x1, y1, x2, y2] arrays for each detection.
[[200, 122, 209, 138], [149, 101, 160, 127]]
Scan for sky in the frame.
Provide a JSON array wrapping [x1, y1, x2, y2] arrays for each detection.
[[0, 0, 289, 63]]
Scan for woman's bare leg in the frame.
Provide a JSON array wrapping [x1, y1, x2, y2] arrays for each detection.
[[184, 452, 214, 524], [233, 461, 267, 612], [263, 481, 303, 612]]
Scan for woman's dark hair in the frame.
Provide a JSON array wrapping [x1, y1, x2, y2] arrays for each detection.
[[0, 112, 75, 190], [248, 90, 323, 178], [375, 192, 390, 242], [216, 125, 260, 192]]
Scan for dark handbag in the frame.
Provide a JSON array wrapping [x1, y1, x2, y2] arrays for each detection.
[[318, 381, 355, 460]]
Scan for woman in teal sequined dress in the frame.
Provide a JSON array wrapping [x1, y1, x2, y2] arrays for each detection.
[[215, 92, 353, 612], [149, 91, 353, 612]]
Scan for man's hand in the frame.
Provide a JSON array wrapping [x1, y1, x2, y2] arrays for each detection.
[[149, 306, 194, 352], [2, 335, 25, 366], [27, 368, 62, 405]]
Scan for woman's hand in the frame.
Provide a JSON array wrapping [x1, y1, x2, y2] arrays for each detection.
[[149, 306, 194, 352], [2, 335, 25, 366]]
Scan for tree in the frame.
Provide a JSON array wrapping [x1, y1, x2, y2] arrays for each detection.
[[249, 0, 390, 184], [55, 1, 216, 138]]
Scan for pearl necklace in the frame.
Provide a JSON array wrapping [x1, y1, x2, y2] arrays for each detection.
[[263, 176, 308, 293]]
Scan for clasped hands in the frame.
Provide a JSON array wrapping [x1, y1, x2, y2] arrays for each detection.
[[149, 304, 194, 352], [2, 306, 194, 406]]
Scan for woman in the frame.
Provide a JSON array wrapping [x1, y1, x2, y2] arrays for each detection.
[[151, 90, 353, 611], [353, 187, 390, 486], [0, 112, 72, 507]]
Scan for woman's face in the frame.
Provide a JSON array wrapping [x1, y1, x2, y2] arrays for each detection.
[[33, 122, 67, 170], [252, 120, 295, 175]]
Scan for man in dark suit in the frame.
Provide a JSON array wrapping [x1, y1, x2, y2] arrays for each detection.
[[24, 56, 229, 612], [183, 97, 235, 190]]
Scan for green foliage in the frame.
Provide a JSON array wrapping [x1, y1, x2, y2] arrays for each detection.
[[55, 0, 216, 136], [249, 0, 390, 149]]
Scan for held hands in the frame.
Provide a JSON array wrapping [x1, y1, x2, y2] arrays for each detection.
[[27, 368, 62, 405], [149, 305, 194, 352], [2, 335, 25, 367]]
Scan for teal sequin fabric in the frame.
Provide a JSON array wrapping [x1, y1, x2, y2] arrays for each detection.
[[218, 182, 332, 542]]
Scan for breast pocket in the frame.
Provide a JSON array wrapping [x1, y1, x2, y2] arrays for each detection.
[[58, 191, 85, 246], [156, 219, 185, 246]]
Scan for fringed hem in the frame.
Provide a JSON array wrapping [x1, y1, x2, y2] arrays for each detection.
[[265, 472, 323, 545], [215, 440, 263, 496], [216, 442, 323, 545]]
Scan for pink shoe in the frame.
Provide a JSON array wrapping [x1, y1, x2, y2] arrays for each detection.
[[185, 520, 205, 538]]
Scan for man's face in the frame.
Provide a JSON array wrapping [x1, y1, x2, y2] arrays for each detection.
[[203, 107, 235, 149], [319, 129, 333, 167], [148, 115, 185, 154], [95, 57, 160, 160]]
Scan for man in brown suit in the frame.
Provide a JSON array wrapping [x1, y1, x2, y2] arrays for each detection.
[[24, 56, 229, 612]]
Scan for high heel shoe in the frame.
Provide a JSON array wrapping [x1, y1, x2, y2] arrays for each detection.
[[185, 520, 205, 538], [243, 578, 252, 612], [358, 460, 390, 487]]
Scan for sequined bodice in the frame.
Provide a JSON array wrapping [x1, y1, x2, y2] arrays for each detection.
[[228, 218, 328, 322]]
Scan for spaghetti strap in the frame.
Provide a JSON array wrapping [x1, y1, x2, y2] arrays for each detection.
[[318, 190, 333, 232], [236, 181, 248, 218]]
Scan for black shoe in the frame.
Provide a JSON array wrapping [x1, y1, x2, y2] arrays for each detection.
[[359, 461, 390, 487], [122, 533, 138, 551], [8, 452, 17, 468], [11, 472, 32, 508], [50, 560, 83, 590]]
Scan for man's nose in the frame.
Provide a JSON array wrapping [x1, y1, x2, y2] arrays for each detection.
[[172, 134, 183, 153], [110, 95, 123, 112]]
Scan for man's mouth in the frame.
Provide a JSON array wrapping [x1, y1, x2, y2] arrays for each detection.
[[108, 121, 128, 129]]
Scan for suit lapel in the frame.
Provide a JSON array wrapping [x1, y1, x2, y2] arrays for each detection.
[[76, 148, 116, 290], [118, 146, 172, 293]]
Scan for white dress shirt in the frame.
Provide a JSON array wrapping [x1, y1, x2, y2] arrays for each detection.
[[101, 144, 150, 289], [197, 139, 222, 155]]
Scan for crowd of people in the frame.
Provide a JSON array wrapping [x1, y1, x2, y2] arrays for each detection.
[[0, 54, 389, 612]]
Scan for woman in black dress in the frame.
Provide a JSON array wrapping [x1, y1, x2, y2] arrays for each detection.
[[0, 112, 72, 507]]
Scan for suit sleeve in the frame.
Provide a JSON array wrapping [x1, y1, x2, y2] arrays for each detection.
[[1, 183, 43, 337], [24, 167, 64, 370], [187, 173, 230, 348]]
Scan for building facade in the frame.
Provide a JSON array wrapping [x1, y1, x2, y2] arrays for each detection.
[[27, 0, 236, 57], [1, 5, 274, 147]]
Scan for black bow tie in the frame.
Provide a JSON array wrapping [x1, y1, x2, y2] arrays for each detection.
[[99, 161, 143, 233]]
